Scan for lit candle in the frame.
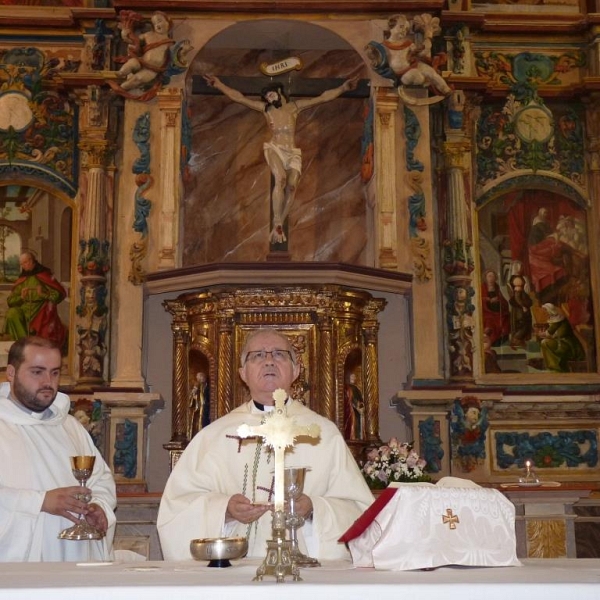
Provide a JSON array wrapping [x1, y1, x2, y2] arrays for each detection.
[[272, 389, 287, 512]]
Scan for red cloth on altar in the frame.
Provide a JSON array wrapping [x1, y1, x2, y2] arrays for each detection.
[[338, 487, 396, 543]]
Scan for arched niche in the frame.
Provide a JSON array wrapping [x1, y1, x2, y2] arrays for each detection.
[[182, 19, 370, 264], [0, 183, 75, 378]]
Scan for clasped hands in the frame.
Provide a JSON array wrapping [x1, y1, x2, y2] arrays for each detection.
[[42, 486, 109, 532], [225, 493, 313, 525]]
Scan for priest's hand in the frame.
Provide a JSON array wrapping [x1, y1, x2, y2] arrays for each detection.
[[41, 486, 93, 524], [85, 503, 109, 533], [226, 494, 271, 524], [293, 493, 314, 520]]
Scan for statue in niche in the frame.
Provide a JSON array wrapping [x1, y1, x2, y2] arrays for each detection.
[[365, 13, 452, 104], [344, 372, 366, 441], [203, 74, 357, 247], [110, 10, 193, 101], [3, 251, 68, 351], [188, 371, 210, 439]]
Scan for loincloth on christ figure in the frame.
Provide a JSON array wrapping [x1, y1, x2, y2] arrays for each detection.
[[263, 142, 302, 174]]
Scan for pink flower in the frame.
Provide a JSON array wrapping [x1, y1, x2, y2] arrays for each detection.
[[367, 448, 379, 461], [379, 446, 391, 461], [406, 452, 419, 468], [397, 444, 409, 458]]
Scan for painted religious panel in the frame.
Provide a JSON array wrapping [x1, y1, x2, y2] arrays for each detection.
[[477, 188, 595, 375], [0, 185, 72, 369]]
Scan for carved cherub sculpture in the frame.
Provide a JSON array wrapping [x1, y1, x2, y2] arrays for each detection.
[[110, 10, 193, 101], [365, 13, 452, 101]]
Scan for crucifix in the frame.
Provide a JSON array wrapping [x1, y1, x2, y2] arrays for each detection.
[[193, 72, 369, 259], [236, 387, 320, 582]]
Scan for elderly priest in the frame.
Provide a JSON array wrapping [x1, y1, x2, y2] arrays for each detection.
[[158, 328, 374, 560]]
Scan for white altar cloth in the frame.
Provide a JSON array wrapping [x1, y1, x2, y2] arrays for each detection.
[[342, 482, 520, 570], [0, 559, 598, 600]]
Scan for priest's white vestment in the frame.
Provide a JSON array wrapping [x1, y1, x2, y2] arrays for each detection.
[[0, 382, 116, 562], [158, 399, 374, 560]]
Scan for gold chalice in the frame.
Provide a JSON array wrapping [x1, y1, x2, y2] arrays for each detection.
[[58, 455, 105, 541], [284, 467, 320, 567]]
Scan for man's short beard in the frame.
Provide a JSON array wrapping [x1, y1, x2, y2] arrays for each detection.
[[13, 377, 57, 413]]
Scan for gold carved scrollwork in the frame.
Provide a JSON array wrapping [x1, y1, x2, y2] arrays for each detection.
[[79, 140, 111, 169], [410, 236, 433, 282], [165, 111, 179, 128], [128, 237, 148, 285], [163, 285, 386, 464], [442, 140, 472, 170]]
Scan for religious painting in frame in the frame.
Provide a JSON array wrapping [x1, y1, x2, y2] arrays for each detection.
[[476, 186, 596, 378], [0, 184, 73, 372]]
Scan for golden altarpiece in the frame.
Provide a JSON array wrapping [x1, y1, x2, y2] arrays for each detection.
[[3, 0, 600, 561], [163, 284, 386, 468]]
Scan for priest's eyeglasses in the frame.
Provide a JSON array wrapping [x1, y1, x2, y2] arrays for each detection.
[[244, 349, 293, 364]]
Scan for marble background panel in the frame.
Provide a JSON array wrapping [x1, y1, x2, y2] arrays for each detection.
[[183, 45, 369, 264]]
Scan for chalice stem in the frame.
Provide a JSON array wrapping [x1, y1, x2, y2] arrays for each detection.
[[78, 481, 87, 523]]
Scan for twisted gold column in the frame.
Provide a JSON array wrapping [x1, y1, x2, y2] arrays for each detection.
[[362, 326, 380, 443], [317, 314, 335, 422], [217, 316, 234, 417]]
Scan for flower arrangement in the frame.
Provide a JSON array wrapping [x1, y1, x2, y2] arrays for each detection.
[[361, 438, 430, 490]]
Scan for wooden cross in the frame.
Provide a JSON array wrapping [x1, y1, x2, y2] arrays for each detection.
[[442, 508, 460, 530], [237, 388, 320, 512], [193, 75, 370, 99]]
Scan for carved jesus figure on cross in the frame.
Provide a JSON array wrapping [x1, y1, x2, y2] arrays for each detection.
[[203, 73, 357, 248], [237, 388, 320, 512]]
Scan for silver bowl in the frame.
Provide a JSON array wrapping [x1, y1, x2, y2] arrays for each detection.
[[190, 536, 248, 567]]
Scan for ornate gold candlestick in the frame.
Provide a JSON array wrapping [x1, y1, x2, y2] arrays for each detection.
[[253, 510, 300, 582]]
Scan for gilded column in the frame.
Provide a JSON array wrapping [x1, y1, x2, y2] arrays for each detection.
[[156, 88, 183, 270], [317, 313, 335, 422], [162, 298, 189, 468], [362, 298, 385, 442], [217, 313, 235, 418], [442, 91, 476, 380], [75, 85, 114, 385], [374, 89, 400, 269], [584, 94, 600, 304]]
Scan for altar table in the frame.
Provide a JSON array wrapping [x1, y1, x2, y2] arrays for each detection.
[[0, 558, 598, 600]]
